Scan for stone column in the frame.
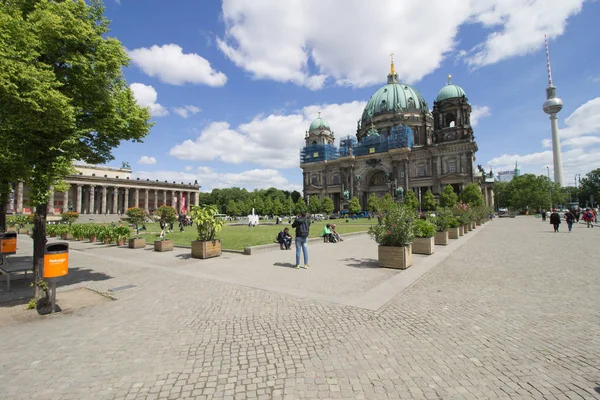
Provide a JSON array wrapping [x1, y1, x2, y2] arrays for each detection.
[[76, 185, 82, 213], [144, 189, 149, 212], [63, 185, 69, 213], [48, 186, 55, 214], [154, 190, 158, 211], [17, 181, 24, 213], [163, 190, 167, 206], [404, 160, 409, 192], [194, 191, 199, 206], [113, 187, 119, 214], [101, 186, 107, 214], [490, 188, 495, 210], [124, 188, 129, 212], [134, 189, 139, 209], [89, 185, 96, 214], [179, 191, 184, 213]]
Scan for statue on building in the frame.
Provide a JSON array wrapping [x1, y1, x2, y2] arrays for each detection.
[[343, 190, 350, 201], [121, 161, 131, 170]]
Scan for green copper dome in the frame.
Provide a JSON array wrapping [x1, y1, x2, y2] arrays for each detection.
[[309, 116, 330, 132], [361, 82, 428, 124], [436, 83, 466, 102]]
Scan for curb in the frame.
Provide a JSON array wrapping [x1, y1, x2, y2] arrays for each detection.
[[243, 231, 368, 255]]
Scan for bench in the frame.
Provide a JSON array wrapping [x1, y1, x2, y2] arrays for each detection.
[[0, 260, 32, 291]]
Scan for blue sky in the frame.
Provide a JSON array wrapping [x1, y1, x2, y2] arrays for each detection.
[[104, 0, 600, 192]]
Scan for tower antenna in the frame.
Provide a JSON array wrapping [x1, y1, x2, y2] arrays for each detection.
[[544, 34, 553, 86]]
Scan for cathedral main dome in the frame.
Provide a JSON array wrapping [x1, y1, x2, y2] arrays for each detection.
[[361, 62, 428, 125]]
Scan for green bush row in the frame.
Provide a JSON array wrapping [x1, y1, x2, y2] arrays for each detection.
[[46, 223, 131, 243]]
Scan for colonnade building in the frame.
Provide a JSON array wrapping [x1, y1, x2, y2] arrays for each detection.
[[9, 164, 200, 215]]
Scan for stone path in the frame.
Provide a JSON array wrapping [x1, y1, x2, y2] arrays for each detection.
[[1, 217, 599, 399]]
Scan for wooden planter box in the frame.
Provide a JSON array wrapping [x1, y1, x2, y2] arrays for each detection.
[[412, 236, 435, 255], [459, 225, 464, 236], [463, 224, 470, 233], [434, 231, 449, 246], [476, 219, 482, 226], [191, 239, 221, 259], [128, 238, 146, 249], [61, 233, 73, 240], [471, 222, 476, 229], [448, 227, 460, 239], [19, 228, 29, 234], [7, 227, 17, 232], [154, 239, 174, 252], [378, 244, 412, 269]]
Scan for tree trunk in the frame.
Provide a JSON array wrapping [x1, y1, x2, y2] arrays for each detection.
[[33, 203, 48, 299], [0, 181, 9, 234]]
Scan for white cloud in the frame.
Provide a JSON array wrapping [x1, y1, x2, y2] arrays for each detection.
[[173, 105, 202, 118], [542, 138, 552, 148], [169, 101, 366, 168], [128, 44, 227, 86], [184, 166, 192, 172], [470, 105, 491, 127], [130, 83, 169, 117], [133, 167, 302, 192], [560, 97, 600, 139], [217, 0, 584, 88], [138, 156, 157, 165]]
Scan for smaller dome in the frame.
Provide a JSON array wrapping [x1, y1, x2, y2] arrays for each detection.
[[436, 76, 466, 102], [309, 114, 330, 132]]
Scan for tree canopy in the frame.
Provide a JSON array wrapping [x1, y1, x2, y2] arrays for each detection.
[[459, 183, 484, 207], [404, 190, 419, 211], [421, 189, 437, 211], [438, 185, 458, 208]]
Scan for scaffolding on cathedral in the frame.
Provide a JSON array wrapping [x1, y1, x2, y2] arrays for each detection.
[[300, 143, 338, 164], [339, 136, 357, 157]]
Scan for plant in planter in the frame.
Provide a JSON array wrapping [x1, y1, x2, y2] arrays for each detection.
[[154, 205, 177, 252], [46, 224, 57, 237], [14, 214, 29, 233], [412, 219, 436, 255], [61, 211, 79, 238], [54, 224, 69, 239], [368, 204, 415, 269], [448, 217, 461, 239], [189, 204, 226, 259], [113, 226, 130, 246], [126, 207, 147, 249], [70, 224, 85, 240], [83, 224, 98, 243], [431, 209, 451, 245], [102, 226, 115, 244]]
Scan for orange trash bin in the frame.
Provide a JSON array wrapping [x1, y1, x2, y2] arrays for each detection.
[[43, 242, 69, 278], [0, 232, 17, 255]]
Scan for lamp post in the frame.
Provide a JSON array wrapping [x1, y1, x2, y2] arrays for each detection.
[[546, 166, 552, 211]]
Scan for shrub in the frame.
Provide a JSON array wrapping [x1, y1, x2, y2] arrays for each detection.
[[126, 207, 147, 236], [368, 204, 415, 247], [413, 219, 436, 238], [431, 208, 452, 232], [61, 211, 79, 227], [113, 226, 131, 242], [189, 204, 226, 241], [448, 217, 461, 228]]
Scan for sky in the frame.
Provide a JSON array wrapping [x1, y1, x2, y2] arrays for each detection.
[[103, 0, 600, 192]]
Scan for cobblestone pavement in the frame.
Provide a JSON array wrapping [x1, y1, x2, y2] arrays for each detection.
[[1, 217, 599, 400]]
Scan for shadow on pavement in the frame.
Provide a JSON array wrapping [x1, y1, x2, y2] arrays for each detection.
[[341, 257, 379, 269], [175, 253, 192, 260], [0, 267, 113, 306], [273, 262, 296, 268]]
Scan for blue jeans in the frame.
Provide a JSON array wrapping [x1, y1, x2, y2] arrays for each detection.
[[295, 236, 308, 265]]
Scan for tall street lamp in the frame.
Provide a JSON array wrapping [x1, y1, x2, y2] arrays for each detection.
[[546, 166, 552, 210]]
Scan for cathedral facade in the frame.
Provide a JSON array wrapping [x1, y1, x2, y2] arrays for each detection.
[[300, 59, 491, 211]]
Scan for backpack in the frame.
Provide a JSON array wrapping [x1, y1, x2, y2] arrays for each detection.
[[295, 218, 310, 237]]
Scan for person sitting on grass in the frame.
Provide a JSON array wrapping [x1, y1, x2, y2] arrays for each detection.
[[331, 224, 343, 242], [321, 224, 334, 242], [277, 227, 293, 250]]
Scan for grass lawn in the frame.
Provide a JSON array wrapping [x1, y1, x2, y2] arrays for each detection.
[[138, 219, 377, 250]]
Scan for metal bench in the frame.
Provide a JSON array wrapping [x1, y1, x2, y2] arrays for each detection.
[[0, 259, 32, 291]]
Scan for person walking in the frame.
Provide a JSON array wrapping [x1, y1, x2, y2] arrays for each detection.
[[549, 209, 561, 232], [541, 210, 546, 222], [564, 210, 575, 232], [291, 212, 310, 269], [585, 208, 595, 228]]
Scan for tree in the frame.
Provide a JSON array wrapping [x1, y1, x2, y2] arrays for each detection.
[[404, 190, 419, 211], [493, 181, 510, 209], [580, 168, 600, 206], [263, 198, 273, 216], [378, 193, 395, 212], [293, 198, 307, 214], [272, 198, 284, 216], [421, 189, 437, 211], [507, 174, 551, 211], [308, 195, 321, 214], [0, 0, 153, 297], [366, 193, 379, 213], [321, 197, 334, 215], [348, 196, 361, 214], [438, 185, 458, 208], [226, 200, 238, 216], [459, 183, 484, 206]]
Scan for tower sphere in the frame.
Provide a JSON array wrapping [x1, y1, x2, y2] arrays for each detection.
[[543, 97, 563, 114]]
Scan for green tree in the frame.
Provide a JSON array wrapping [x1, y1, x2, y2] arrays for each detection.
[[321, 197, 334, 215], [308, 195, 321, 214], [507, 174, 551, 211], [493, 181, 510, 209], [421, 189, 437, 211], [438, 185, 458, 208], [0, 0, 152, 297], [263, 198, 273, 216], [366, 193, 379, 213], [378, 193, 395, 212], [293, 198, 307, 214], [348, 196, 361, 214], [404, 190, 419, 211], [226, 200, 238, 216], [459, 183, 484, 206], [579, 168, 600, 206], [272, 198, 284, 216]]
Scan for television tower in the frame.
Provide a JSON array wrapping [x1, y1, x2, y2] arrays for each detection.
[[542, 34, 564, 186]]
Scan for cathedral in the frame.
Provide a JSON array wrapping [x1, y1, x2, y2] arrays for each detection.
[[300, 57, 494, 211]]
